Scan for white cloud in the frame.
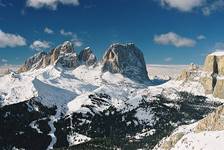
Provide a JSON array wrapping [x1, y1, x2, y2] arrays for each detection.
[[159, 0, 224, 15], [44, 27, 54, 34], [164, 57, 173, 62], [30, 40, 51, 51], [160, 0, 204, 12], [26, 0, 79, 10], [60, 29, 76, 37], [1, 58, 8, 63], [0, 30, 26, 48], [197, 35, 206, 40], [60, 29, 82, 47], [202, 0, 224, 16], [72, 39, 83, 47], [154, 32, 196, 47]]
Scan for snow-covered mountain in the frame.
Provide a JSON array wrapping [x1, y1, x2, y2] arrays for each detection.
[[0, 42, 223, 150]]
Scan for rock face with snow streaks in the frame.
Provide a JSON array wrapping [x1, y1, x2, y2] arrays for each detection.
[[102, 43, 149, 82], [18, 51, 47, 73], [18, 41, 98, 73], [18, 41, 79, 72], [78, 47, 97, 66]]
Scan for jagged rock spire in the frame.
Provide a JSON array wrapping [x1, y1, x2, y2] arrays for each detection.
[[17, 41, 97, 73], [18, 41, 77, 73], [78, 47, 97, 66]]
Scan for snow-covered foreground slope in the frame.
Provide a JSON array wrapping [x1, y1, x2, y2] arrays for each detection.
[[172, 131, 224, 150], [0, 63, 223, 150]]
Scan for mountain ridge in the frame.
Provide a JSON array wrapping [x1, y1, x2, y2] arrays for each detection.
[[0, 42, 224, 150]]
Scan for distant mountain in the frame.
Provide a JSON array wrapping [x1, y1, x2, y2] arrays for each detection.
[[17, 41, 97, 73], [0, 42, 223, 150], [102, 43, 149, 82]]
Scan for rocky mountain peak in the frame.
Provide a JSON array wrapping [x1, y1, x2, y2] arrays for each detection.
[[17, 41, 96, 73], [78, 47, 97, 66], [17, 51, 47, 73], [17, 42, 149, 82], [60, 41, 74, 53], [101, 43, 149, 82]]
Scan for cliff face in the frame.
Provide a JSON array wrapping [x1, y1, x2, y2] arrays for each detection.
[[203, 53, 224, 75], [78, 47, 97, 66], [201, 52, 224, 99], [102, 43, 149, 82]]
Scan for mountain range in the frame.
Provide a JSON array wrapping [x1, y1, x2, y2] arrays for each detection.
[[0, 41, 224, 150]]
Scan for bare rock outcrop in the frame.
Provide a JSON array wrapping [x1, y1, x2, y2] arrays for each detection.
[[195, 105, 224, 132], [56, 53, 79, 68], [18, 51, 47, 73], [78, 47, 97, 66], [176, 63, 199, 81], [200, 76, 213, 94], [213, 79, 224, 99], [155, 132, 185, 150], [201, 52, 224, 99], [203, 52, 224, 75], [18, 41, 79, 72], [102, 43, 149, 82]]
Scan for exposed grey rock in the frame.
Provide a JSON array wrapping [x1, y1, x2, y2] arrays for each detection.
[[60, 41, 74, 53], [101, 43, 149, 82], [78, 47, 97, 66], [50, 41, 74, 65], [18, 41, 79, 72], [18, 51, 47, 73], [56, 53, 79, 68]]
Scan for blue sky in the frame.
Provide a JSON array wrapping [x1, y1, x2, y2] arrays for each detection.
[[1, 0, 224, 65]]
